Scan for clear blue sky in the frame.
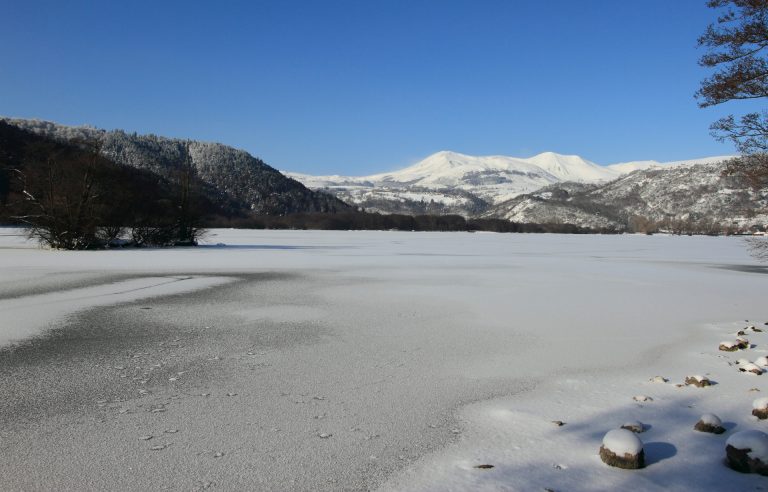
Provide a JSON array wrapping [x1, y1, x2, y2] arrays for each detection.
[[1, 0, 759, 174]]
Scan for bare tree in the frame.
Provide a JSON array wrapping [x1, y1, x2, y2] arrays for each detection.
[[13, 140, 104, 249], [173, 147, 202, 245], [697, 0, 768, 187]]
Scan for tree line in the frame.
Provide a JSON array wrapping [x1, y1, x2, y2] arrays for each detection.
[[0, 121, 208, 248], [209, 213, 617, 234]]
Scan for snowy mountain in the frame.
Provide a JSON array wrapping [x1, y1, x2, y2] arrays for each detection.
[[2, 117, 349, 215], [287, 151, 734, 216], [606, 155, 732, 174], [485, 161, 768, 232]]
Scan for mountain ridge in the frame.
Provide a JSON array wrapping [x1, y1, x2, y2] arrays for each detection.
[[286, 150, 736, 216], [484, 161, 768, 232], [1, 117, 349, 216]]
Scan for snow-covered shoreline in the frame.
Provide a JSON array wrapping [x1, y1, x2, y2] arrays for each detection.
[[0, 230, 766, 490]]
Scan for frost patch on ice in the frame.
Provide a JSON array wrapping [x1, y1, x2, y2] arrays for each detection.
[[0, 276, 235, 348]]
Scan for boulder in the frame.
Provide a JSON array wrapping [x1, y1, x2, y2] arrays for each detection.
[[720, 340, 741, 352], [694, 414, 725, 434], [725, 430, 768, 475], [739, 363, 764, 375], [752, 397, 768, 420], [599, 429, 644, 469], [685, 375, 712, 387], [620, 420, 644, 433]]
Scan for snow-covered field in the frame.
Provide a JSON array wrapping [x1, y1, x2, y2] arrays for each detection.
[[0, 228, 766, 491]]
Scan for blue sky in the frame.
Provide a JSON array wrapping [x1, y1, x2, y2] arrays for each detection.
[[1, 0, 759, 174]]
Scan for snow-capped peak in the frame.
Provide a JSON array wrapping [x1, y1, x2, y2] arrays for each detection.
[[285, 150, 735, 213], [525, 151, 618, 182], [364, 150, 616, 185]]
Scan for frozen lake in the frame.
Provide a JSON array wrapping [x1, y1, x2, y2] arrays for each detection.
[[0, 229, 766, 491]]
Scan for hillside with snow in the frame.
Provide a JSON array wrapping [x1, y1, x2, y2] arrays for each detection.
[[287, 151, 735, 217], [2, 117, 349, 216], [486, 160, 768, 232]]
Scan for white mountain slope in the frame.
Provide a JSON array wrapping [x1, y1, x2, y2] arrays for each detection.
[[485, 160, 768, 232], [286, 151, 734, 215], [606, 155, 733, 174]]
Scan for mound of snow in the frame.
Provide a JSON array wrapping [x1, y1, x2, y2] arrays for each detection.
[[602, 428, 643, 455], [752, 397, 768, 420], [726, 430, 768, 475], [699, 413, 723, 426], [600, 429, 645, 469], [694, 413, 725, 434], [752, 397, 768, 410]]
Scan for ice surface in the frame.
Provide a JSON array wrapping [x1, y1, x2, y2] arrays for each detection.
[[0, 229, 766, 491], [0, 275, 234, 347]]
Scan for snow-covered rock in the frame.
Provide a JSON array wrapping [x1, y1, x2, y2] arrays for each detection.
[[620, 420, 645, 433], [725, 430, 768, 475], [752, 397, 768, 420], [685, 375, 712, 387], [755, 356, 768, 368], [737, 337, 751, 348], [739, 363, 764, 375], [720, 340, 744, 352], [600, 429, 645, 469], [694, 414, 725, 434]]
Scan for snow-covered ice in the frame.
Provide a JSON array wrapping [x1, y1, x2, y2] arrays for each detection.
[[0, 276, 234, 347], [0, 228, 766, 491]]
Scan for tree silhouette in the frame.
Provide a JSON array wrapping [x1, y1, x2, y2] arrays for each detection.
[[697, 0, 768, 187]]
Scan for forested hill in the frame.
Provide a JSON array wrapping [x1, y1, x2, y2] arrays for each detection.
[[1, 117, 349, 215]]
